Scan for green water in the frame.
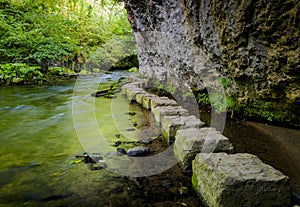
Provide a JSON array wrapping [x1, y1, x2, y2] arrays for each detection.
[[0, 72, 161, 207]]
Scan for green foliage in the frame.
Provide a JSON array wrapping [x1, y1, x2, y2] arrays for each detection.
[[0, 63, 43, 84], [128, 67, 138, 73], [196, 90, 299, 124], [197, 93, 210, 105], [0, 0, 134, 84], [197, 92, 235, 113], [219, 77, 232, 90]]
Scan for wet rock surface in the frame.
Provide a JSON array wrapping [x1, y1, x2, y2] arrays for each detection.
[[192, 153, 291, 207], [162, 115, 206, 144], [174, 127, 234, 173], [127, 146, 150, 157]]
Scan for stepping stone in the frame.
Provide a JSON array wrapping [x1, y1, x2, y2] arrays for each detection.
[[162, 115, 205, 144], [174, 128, 234, 173], [152, 105, 189, 124], [192, 153, 291, 207], [135, 93, 158, 109], [125, 87, 147, 102], [150, 97, 178, 111]]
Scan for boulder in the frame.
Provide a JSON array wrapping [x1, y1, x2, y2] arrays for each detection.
[[192, 153, 291, 207]]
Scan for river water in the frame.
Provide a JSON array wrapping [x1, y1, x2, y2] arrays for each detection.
[[1, 71, 299, 206], [0, 72, 201, 207]]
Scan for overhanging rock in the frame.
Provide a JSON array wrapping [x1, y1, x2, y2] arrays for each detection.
[[192, 153, 291, 207]]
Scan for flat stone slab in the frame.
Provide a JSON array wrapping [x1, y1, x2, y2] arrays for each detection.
[[174, 128, 234, 173], [150, 97, 179, 111], [123, 86, 147, 102], [135, 93, 158, 110], [152, 105, 189, 124], [162, 115, 206, 144], [192, 153, 291, 207]]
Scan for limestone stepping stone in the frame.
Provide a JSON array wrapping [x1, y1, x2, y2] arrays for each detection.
[[174, 128, 234, 173], [192, 153, 291, 207], [123, 86, 147, 102], [152, 105, 189, 124], [135, 93, 158, 109], [121, 83, 143, 94], [150, 97, 179, 111], [162, 115, 206, 144]]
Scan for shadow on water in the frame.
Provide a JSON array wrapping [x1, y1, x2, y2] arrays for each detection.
[[0, 72, 202, 207], [200, 107, 300, 205]]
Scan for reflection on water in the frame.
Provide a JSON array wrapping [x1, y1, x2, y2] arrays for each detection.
[[0, 72, 157, 206]]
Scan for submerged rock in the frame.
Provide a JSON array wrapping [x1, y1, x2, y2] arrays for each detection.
[[82, 154, 103, 163], [113, 141, 122, 147], [125, 112, 136, 116], [127, 146, 150, 157], [91, 89, 110, 97], [117, 148, 127, 155], [89, 163, 107, 171]]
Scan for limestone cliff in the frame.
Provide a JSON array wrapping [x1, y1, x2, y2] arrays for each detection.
[[125, 0, 300, 125]]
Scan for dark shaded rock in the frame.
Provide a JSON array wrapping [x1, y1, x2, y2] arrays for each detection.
[[126, 128, 136, 131], [113, 141, 122, 147], [117, 148, 127, 155], [104, 94, 117, 99], [115, 133, 121, 138], [89, 163, 104, 171], [82, 154, 103, 163], [91, 89, 109, 97], [127, 146, 150, 157], [125, 112, 136, 116], [41, 194, 70, 202]]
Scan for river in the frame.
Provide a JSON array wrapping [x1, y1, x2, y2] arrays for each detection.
[[1, 71, 299, 206], [0, 72, 201, 207]]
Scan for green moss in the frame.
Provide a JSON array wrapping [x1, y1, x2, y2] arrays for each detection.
[[196, 91, 300, 126], [191, 174, 199, 193]]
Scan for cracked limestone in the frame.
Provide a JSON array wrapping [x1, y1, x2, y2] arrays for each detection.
[[162, 115, 206, 144], [192, 153, 291, 207], [150, 97, 179, 111], [152, 105, 189, 124], [123, 85, 147, 102], [174, 127, 234, 173]]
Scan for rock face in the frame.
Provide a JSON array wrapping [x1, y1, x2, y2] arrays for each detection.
[[192, 153, 291, 207], [124, 0, 300, 124]]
